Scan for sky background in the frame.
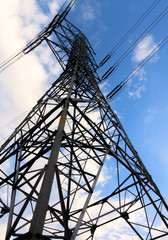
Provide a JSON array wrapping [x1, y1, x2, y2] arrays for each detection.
[[0, 0, 168, 239]]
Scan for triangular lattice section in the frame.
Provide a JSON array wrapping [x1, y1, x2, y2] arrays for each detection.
[[0, 29, 168, 240]]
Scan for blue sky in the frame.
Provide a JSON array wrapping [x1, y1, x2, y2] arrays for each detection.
[[67, 0, 168, 195], [0, 0, 168, 239]]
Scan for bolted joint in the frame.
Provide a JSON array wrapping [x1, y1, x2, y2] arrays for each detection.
[[121, 211, 129, 220], [91, 224, 97, 235], [0, 206, 10, 216]]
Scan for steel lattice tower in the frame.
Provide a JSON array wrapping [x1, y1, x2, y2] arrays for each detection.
[[0, 2, 168, 240]]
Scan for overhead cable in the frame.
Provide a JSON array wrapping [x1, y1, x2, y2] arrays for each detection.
[[0, 0, 77, 74], [102, 6, 168, 81], [0, 109, 31, 132], [106, 35, 168, 100], [99, 0, 161, 67]]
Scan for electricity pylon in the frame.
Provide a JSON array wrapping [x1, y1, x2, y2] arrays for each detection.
[[0, 2, 168, 240]]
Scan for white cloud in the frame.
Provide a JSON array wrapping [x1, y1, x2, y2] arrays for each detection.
[[144, 108, 157, 123], [98, 165, 112, 187], [0, 3, 63, 236], [128, 35, 158, 99], [0, 0, 64, 144], [135, 68, 147, 82], [82, 4, 96, 21], [128, 84, 146, 99], [132, 35, 158, 63], [19, 0, 49, 39], [127, 69, 147, 99], [49, 0, 63, 16], [48, 0, 75, 17], [0, 223, 7, 240], [1, 2, 166, 240], [80, 1, 101, 21]]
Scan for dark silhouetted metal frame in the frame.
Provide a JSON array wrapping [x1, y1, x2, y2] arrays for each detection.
[[0, 4, 168, 240]]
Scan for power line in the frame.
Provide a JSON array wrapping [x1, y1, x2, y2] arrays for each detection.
[[0, 109, 31, 132], [99, 0, 161, 67], [106, 35, 168, 100], [102, 6, 168, 81], [0, 0, 77, 74]]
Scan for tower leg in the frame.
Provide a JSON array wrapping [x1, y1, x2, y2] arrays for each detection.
[[29, 63, 78, 238]]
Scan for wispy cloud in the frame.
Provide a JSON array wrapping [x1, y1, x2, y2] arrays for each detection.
[[0, 223, 7, 240], [128, 84, 146, 99], [48, 0, 66, 16], [144, 108, 157, 123], [129, 34, 158, 99], [1, 3, 166, 240], [0, 0, 63, 144], [81, 3, 96, 21], [0, 2, 56, 237], [132, 35, 158, 63], [80, 0, 101, 22]]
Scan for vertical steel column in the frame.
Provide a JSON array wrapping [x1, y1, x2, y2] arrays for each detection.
[[70, 151, 109, 240], [29, 62, 78, 239], [6, 153, 21, 238]]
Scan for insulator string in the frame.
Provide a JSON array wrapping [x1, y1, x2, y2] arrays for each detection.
[[107, 35, 168, 101], [102, 6, 168, 80]]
